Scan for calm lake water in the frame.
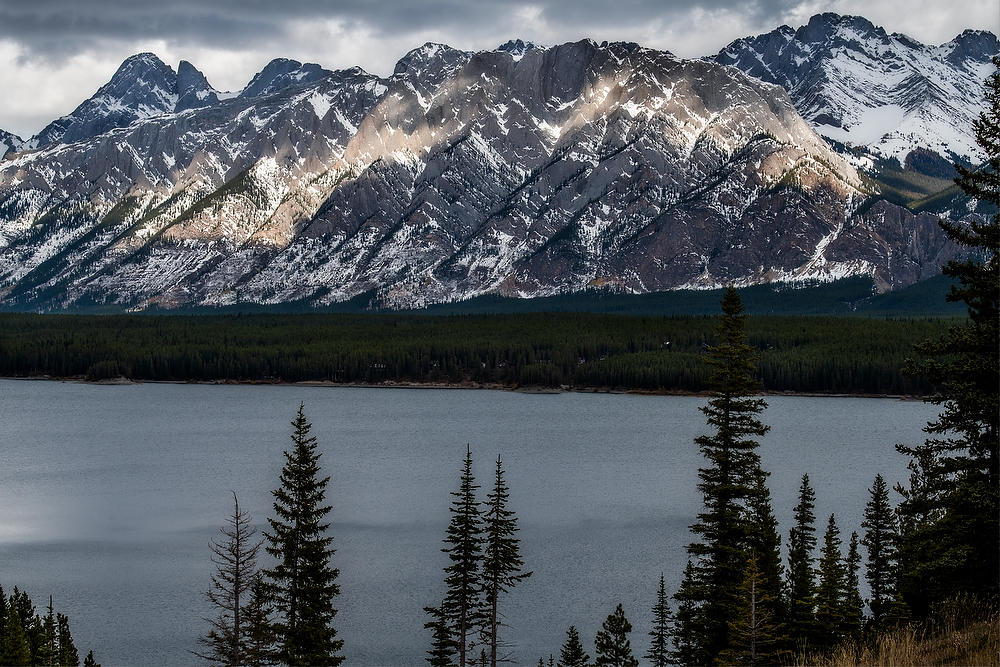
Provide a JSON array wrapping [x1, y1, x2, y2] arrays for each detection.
[[0, 380, 937, 665]]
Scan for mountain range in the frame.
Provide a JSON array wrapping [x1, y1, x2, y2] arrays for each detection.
[[0, 13, 993, 312]]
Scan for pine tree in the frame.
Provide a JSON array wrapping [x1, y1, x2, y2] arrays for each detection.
[[423, 602, 457, 667], [240, 573, 275, 667], [720, 553, 784, 666], [814, 515, 845, 649], [745, 469, 785, 626], [897, 56, 999, 617], [83, 650, 99, 667], [557, 625, 590, 667], [644, 574, 672, 667], [679, 287, 771, 661], [440, 444, 484, 667], [786, 474, 818, 649], [480, 455, 531, 667], [594, 604, 637, 667], [861, 474, 896, 629], [1, 608, 31, 666], [37, 596, 56, 667], [671, 561, 701, 665], [56, 613, 79, 666], [264, 403, 343, 665], [841, 532, 864, 638], [197, 491, 264, 665]]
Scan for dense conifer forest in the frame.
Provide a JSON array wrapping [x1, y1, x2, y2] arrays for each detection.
[[0, 312, 952, 395]]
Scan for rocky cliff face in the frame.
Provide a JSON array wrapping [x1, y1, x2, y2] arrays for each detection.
[[0, 28, 976, 311], [714, 13, 998, 165]]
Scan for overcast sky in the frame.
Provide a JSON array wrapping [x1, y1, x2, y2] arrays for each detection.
[[0, 0, 996, 137]]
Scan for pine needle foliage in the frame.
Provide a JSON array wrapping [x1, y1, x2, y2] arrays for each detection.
[[896, 56, 1000, 618], [441, 444, 484, 667], [644, 574, 673, 667], [557, 626, 590, 667], [594, 603, 638, 667], [264, 403, 343, 666], [786, 474, 819, 649], [861, 473, 896, 629], [480, 454, 531, 667], [815, 515, 846, 650], [679, 287, 772, 662]]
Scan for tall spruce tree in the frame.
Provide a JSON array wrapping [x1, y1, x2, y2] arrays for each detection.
[[678, 287, 771, 662], [861, 474, 896, 629], [264, 403, 343, 665], [440, 444, 484, 667], [644, 574, 673, 667], [841, 532, 864, 639], [896, 56, 1000, 617], [480, 455, 531, 667], [197, 491, 264, 666], [814, 515, 846, 650], [1, 608, 30, 666], [557, 626, 590, 667], [785, 474, 818, 649], [594, 604, 637, 667]]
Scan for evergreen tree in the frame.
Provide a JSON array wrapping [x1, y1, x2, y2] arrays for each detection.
[[197, 491, 264, 665], [480, 455, 531, 667], [745, 470, 785, 625], [240, 574, 275, 667], [785, 474, 818, 648], [1, 609, 31, 666], [423, 602, 457, 667], [720, 553, 784, 666], [38, 596, 56, 667], [678, 287, 771, 662], [644, 574, 672, 667], [594, 604, 637, 667], [264, 403, 343, 665], [841, 532, 864, 638], [670, 561, 700, 665], [83, 650, 99, 667], [440, 444, 484, 667], [557, 625, 589, 667], [56, 613, 79, 667], [861, 474, 896, 629], [814, 515, 845, 649], [897, 56, 999, 617]]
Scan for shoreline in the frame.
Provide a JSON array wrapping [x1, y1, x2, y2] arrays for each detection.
[[1, 374, 925, 400]]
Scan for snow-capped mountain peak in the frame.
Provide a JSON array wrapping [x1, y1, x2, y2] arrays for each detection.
[[714, 12, 999, 164]]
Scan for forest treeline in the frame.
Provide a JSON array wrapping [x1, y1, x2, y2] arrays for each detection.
[[0, 312, 954, 395]]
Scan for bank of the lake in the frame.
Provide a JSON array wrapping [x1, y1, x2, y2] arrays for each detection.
[[0, 380, 939, 665]]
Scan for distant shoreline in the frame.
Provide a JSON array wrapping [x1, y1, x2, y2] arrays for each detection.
[[1, 374, 924, 400]]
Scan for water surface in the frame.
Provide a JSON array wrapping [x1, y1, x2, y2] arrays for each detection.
[[0, 380, 936, 665]]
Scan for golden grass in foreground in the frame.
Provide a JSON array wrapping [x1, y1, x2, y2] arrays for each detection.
[[799, 600, 999, 666]]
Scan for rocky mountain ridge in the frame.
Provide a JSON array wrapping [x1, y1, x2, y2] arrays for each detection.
[[0, 16, 985, 312], [714, 13, 998, 166]]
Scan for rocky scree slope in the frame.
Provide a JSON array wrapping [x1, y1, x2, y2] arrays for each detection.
[[0, 37, 970, 311]]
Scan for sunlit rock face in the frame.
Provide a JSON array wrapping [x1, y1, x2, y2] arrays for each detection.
[[0, 36, 970, 311]]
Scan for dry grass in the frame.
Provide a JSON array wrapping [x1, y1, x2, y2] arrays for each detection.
[[799, 598, 999, 667]]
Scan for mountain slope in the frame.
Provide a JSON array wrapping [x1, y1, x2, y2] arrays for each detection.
[[714, 13, 998, 165], [0, 37, 972, 311]]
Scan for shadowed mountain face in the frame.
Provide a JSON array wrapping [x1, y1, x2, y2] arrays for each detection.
[[714, 13, 998, 166], [0, 25, 979, 311]]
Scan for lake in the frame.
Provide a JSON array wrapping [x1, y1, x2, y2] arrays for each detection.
[[0, 380, 937, 665]]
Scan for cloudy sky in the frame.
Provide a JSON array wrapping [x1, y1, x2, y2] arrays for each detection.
[[0, 0, 996, 137]]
